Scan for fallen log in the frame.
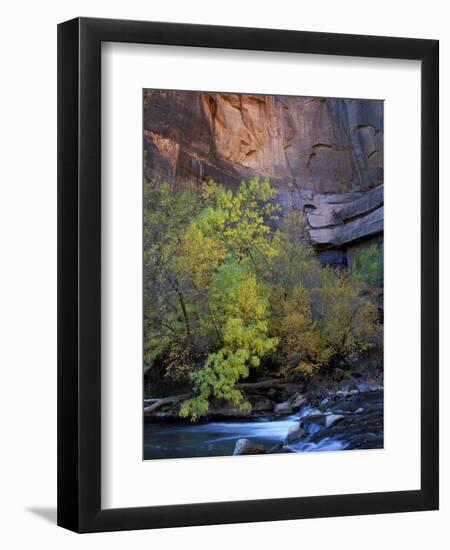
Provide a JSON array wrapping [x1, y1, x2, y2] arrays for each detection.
[[143, 378, 298, 415], [144, 393, 191, 415], [237, 378, 296, 390]]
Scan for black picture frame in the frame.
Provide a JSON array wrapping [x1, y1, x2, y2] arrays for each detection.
[[57, 16, 439, 533]]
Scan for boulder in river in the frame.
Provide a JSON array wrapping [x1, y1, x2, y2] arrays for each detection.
[[356, 381, 383, 392], [274, 400, 293, 415], [233, 438, 266, 456], [212, 404, 252, 418], [324, 414, 345, 428], [300, 414, 328, 433], [291, 393, 308, 411], [286, 426, 307, 445], [250, 396, 275, 413]]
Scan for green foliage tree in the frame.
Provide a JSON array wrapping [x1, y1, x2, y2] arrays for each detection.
[[269, 207, 319, 292], [197, 178, 281, 264], [180, 260, 278, 420], [350, 245, 383, 286], [143, 179, 205, 381], [311, 268, 381, 368], [176, 178, 281, 418]]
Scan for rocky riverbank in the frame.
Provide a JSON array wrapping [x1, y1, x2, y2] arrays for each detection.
[[144, 366, 383, 422], [234, 386, 383, 455]]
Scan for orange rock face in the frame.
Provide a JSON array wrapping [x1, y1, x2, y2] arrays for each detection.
[[144, 90, 383, 193], [143, 89, 384, 255]]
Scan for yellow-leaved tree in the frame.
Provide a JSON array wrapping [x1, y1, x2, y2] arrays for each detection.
[[180, 260, 278, 420], [271, 286, 332, 377], [312, 268, 381, 365], [176, 178, 281, 419]]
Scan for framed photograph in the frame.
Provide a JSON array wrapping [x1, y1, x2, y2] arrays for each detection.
[[57, 17, 439, 533]]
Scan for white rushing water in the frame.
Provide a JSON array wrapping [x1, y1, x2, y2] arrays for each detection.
[[143, 391, 383, 459]]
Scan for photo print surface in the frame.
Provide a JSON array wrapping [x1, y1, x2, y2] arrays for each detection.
[[143, 90, 384, 460]]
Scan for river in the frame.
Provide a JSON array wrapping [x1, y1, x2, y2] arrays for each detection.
[[143, 390, 383, 460]]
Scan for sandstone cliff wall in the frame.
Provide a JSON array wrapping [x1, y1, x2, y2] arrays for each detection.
[[143, 90, 384, 261]]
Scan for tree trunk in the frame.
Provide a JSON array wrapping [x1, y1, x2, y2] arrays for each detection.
[[174, 285, 191, 336]]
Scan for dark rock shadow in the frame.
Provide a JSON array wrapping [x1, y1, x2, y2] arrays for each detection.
[[26, 507, 57, 525]]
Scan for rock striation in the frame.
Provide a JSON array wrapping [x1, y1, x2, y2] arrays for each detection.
[[143, 90, 384, 258], [304, 185, 384, 247]]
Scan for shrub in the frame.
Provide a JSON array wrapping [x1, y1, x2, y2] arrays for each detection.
[[351, 245, 383, 286]]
